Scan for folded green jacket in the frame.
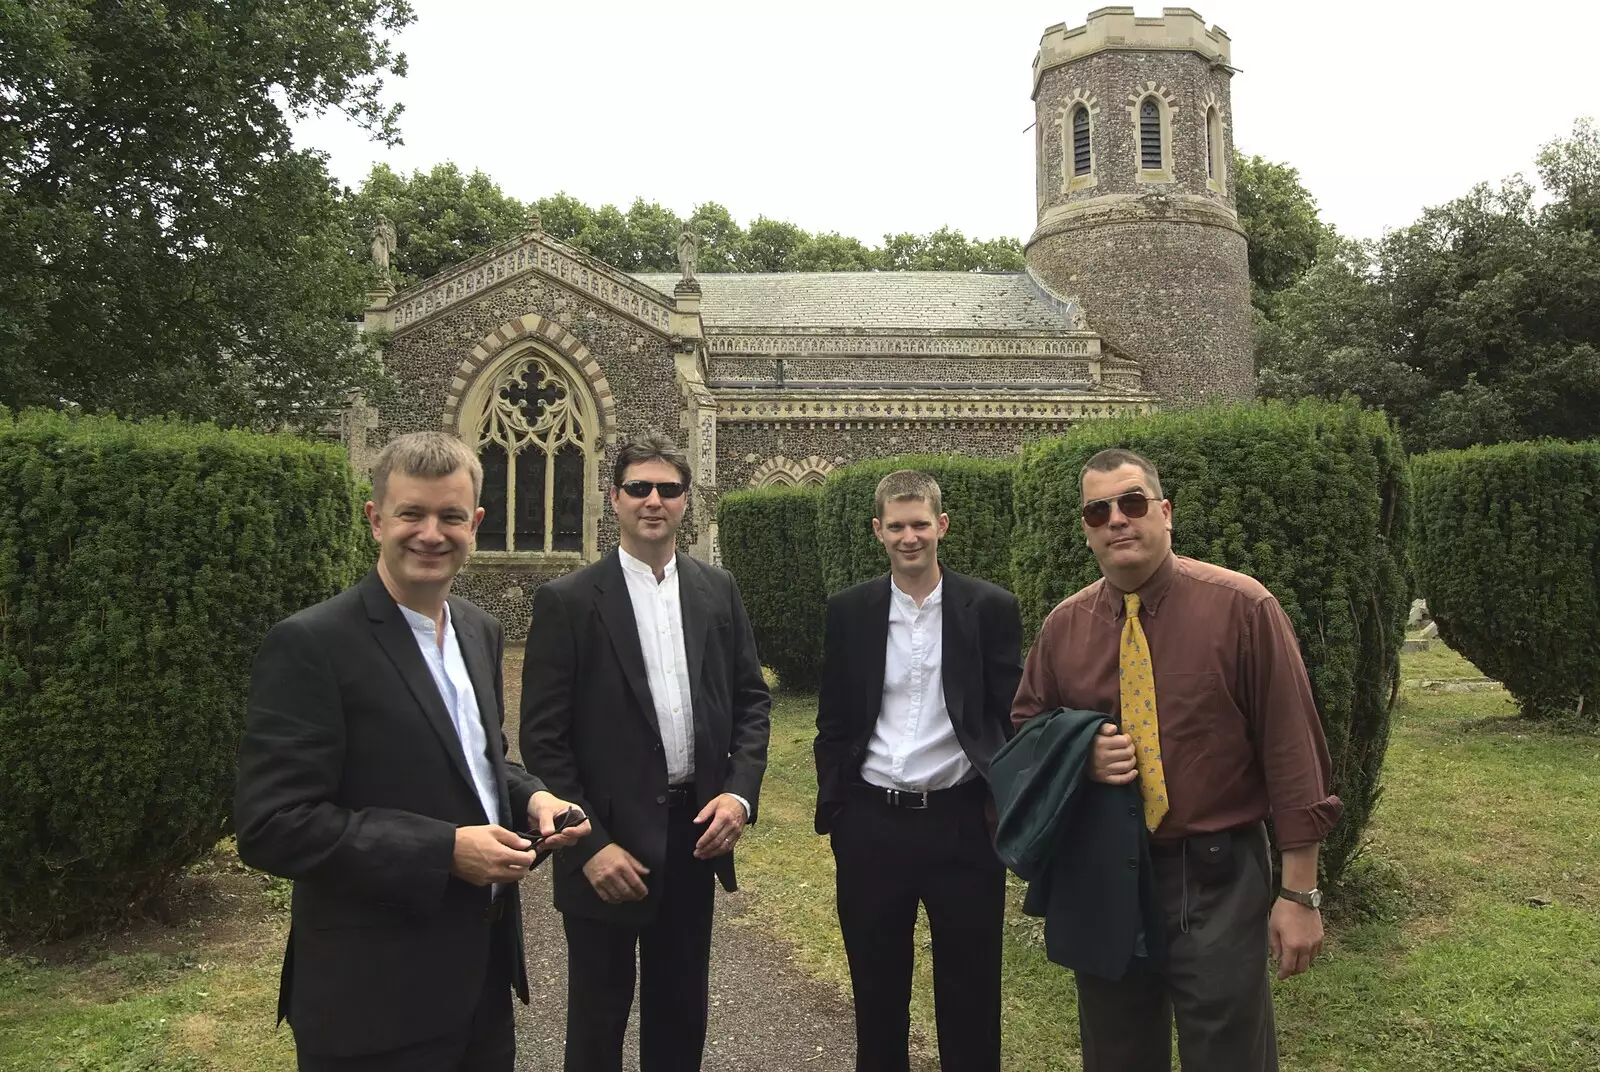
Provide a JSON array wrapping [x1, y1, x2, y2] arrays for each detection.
[[990, 707, 1165, 979]]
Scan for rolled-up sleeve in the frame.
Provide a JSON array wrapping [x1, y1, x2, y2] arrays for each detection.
[[1246, 595, 1343, 849]]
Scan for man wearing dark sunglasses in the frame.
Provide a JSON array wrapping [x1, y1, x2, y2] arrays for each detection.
[[1011, 448, 1340, 1072], [520, 433, 771, 1072]]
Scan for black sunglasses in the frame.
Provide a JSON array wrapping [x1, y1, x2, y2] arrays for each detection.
[[1081, 492, 1160, 528], [617, 480, 686, 500]]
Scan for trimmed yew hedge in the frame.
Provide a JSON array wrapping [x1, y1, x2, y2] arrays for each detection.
[[1010, 402, 1411, 885], [1412, 440, 1600, 722], [717, 485, 826, 690], [0, 410, 370, 936]]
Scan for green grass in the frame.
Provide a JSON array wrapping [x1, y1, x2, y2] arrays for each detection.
[[3, 645, 1595, 1070], [734, 649, 1600, 1071]]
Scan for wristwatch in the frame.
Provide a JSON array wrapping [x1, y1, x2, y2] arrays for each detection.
[[1277, 886, 1323, 909]]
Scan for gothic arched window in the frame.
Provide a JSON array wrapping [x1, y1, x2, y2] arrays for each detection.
[[468, 348, 598, 555], [1139, 98, 1163, 171], [1072, 105, 1092, 176]]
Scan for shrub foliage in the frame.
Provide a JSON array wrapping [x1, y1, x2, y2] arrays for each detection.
[[1010, 402, 1411, 885], [815, 454, 1015, 594], [0, 411, 370, 936], [717, 486, 826, 690], [1412, 441, 1600, 721]]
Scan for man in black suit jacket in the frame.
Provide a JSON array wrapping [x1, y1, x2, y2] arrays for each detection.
[[814, 470, 1024, 1072], [236, 432, 590, 1072], [520, 433, 771, 1072]]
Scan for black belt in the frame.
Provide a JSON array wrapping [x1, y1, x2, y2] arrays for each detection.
[[1149, 822, 1264, 858], [664, 784, 695, 808], [850, 779, 983, 811]]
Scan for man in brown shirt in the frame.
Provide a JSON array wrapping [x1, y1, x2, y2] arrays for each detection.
[[1012, 447, 1341, 1072]]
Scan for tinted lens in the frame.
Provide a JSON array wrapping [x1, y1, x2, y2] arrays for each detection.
[[1116, 493, 1151, 519], [1082, 500, 1112, 527], [620, 480, 686, 499]]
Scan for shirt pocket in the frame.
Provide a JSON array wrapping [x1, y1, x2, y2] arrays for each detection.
[[1151, 669, 1223, 773]]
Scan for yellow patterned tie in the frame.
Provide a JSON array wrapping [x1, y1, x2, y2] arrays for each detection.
[[1120, 592, 1168, 831]]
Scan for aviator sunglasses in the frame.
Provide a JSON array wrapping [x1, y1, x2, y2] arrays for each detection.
[[1081, 492, 1160, 528], [617, 479, 687, 500]]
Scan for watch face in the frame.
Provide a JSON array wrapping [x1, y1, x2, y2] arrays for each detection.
[[1307, 888, 1323, 909]]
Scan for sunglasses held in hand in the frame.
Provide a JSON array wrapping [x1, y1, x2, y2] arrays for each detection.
[[1081, 493, 1160, 528], [520, 806, 586, 868], [617, 479, 687, 500]]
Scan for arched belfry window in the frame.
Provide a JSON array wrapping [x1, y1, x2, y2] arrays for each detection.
[[466, 347, 599, 555], [1139, 99, 1163, 170], [1072, 106, 1092, 176]]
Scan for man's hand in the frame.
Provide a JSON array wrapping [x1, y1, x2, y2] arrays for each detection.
[[582, 843, 651, 903], [1089, 722, 1139, 785], [1268, 897, 1323, 979], [527, 790, 591, 851], [693, 793, 747, 860], [451, 825, 536, 886]]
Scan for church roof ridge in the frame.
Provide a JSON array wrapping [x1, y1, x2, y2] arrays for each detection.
[[631, 271, 1089, 333]]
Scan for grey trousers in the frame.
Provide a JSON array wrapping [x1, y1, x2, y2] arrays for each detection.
[[1075, 824, 1279, 1072]]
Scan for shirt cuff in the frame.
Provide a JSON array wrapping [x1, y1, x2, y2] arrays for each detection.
[[1273, 795, 1344, 850], [728, 793, 751, 821]]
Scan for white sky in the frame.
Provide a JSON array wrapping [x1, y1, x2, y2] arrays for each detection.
[[293, 0, 1600, 245]]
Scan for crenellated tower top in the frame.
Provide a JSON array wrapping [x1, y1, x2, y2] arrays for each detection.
[[1034, 7, 1231, 96]]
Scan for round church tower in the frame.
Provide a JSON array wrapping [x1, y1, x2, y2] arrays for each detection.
[[1025, 7, 1253, 402]]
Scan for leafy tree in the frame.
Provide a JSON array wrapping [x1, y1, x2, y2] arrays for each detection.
[[624, 198, 682, 272], [1233, 152, 1329, 314], [0, 0, 414, 429], [793, 232, 877, 271], [1257, 121, 1600, 450], [743, 216, 808, 272], [686, 202, 747, 272], [351, 162, 525, 286], [536, 192, 596, 245]]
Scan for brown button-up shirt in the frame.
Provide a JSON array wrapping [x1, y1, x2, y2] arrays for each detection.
[[1012, 553, 1341, 849]]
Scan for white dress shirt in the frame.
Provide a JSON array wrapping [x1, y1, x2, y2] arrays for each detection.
[[618, 546, 697, 785], [861, 577, 973, 792], [399, 602, 503, 826]]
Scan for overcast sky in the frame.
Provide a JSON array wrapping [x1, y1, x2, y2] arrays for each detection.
[[293, 0, 1599, 245]]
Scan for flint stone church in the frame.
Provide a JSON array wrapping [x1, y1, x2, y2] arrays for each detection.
[[348, 7, 1254, 631]]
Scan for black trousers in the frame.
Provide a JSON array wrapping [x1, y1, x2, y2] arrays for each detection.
[[296, 913, 517, 1072], [561, 801, 717, 1072], [1076, 823, 1278, 1072], [831, 780, 1006, 1072]]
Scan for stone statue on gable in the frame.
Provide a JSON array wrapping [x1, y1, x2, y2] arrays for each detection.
[[677, 224, 699, 283], [369, 216, 398, 273]]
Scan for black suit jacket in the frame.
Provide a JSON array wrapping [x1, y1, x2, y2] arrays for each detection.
[[235, 569, 544, 1058], [519, 550, 771, 923], [813, 568, 1023, 834]]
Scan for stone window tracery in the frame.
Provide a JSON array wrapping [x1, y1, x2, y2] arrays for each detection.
[[750, 454, 835, 489], [466, 347, 599, 555]]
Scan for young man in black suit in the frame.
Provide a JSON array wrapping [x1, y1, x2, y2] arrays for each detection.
[[814, 469, 1025, 1072], [519, 433, 771, 1072], [235, 431, 591, 1071]]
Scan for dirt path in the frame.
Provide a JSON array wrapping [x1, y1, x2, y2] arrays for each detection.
[[513, 868, 881, 1071]]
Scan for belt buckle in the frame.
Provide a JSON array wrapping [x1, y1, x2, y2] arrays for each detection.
[[888, 788, 929, 810]]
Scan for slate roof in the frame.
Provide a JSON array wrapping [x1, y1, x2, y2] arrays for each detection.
[[631, 272, 1079, 333]]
